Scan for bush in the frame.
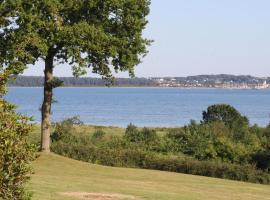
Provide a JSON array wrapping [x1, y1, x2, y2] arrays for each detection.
[[91, 129, 106, 142], [0, 72, 36, 199], [51, 141, 97, 163], [166, 123, 217, 160], [124, 123, 139, 142], [252, 151, 270, 172], [164, 120, 261, 164], [202, 104, 249, 129], [51, 116, 83, 142], [51, 135, 150, 167], [142, 154, 270, 184], [124, 124, 159, 148]]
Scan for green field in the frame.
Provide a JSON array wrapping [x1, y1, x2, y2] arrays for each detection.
[[28, 153, 270, 200]]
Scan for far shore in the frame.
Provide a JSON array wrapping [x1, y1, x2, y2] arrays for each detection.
[[8, 86, 270, 90]]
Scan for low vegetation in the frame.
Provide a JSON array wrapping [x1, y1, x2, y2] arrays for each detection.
[[0, 72, 36, 200], [28, 104, 270, 185]]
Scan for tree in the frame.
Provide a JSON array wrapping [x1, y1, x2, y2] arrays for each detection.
[[202, 104, 249, 129], [0, 69, 36, 199], [0, 0, 151, 152]]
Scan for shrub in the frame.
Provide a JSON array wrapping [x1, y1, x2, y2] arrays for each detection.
[[124, 123, 140, 142], [51, 116, 83, 142], [124, 124, 158, 146], [252, 151, 270, 172], [202, 104, 249, 129], [142, 154, 270, 184], [96, 146, 151, 167], [164, 120, 261, 164], [166, 123, 217, 160], [91, 129, 106, 142], [0, 72, 36, 199], [51, 141, 97, 163], [260, 126, 270, 149]]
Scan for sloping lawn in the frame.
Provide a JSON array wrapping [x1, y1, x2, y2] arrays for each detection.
[[28, 153, 270, 200]]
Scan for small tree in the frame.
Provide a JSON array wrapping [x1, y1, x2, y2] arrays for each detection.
[[0, 70, 36, 199], [202, 104, 249, 129], [0, 0, 151, 152]]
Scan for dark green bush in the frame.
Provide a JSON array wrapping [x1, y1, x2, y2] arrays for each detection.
[[52, 141, 97, 163], [166, 123, 217, 160], [164, 119, 261, 164], [252, 151, 270, 172], [202, 104, 249, 129], [0, 72, 36, 200], [124, 123, 139, 142], [125, 124, 158, 144], [142, 154, 270, 184], [124, 125, 159, 151]]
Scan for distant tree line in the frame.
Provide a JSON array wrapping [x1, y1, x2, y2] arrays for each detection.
[[8, 76, 158, 87], [9, 74, 269, 87]]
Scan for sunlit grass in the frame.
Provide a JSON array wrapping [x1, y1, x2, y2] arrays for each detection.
[[28, 153, 270, 200]]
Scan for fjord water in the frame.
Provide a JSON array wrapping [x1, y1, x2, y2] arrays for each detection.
[[6, 87, 270, 127]]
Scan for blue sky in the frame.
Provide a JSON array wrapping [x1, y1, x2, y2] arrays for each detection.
[[24, 0, 270, 77]]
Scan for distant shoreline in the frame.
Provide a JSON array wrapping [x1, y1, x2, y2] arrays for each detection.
[[8, 86, 270, 90], [9, 75, 270, 89]]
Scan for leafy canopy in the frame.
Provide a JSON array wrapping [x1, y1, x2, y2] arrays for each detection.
[[0, 0, 151, 78], [202, 104, 249, 129]]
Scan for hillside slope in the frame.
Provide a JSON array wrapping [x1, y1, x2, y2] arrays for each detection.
[[28, 153, 270, 200]]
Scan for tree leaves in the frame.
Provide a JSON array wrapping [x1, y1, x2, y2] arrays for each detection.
[[0, 70, 36, 200], [0, 0, 151, 78]]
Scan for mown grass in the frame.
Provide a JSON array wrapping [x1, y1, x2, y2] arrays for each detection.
[[28, 153, 270, 200]]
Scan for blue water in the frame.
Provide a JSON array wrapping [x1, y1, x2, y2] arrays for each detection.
[[5, 87, 270, 127]]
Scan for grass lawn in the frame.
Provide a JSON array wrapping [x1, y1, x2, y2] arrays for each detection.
[[28, 153, 270, 200]]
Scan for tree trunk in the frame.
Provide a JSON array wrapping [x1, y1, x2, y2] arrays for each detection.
[[41, 55, 54, 152]]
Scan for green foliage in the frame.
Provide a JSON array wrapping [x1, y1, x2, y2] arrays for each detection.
[[124, 124, 159, 152], [1, 0, 152, 152], [50, 118, 270, 184], [0, 71, 36, 199], [91, 129, 106, 142], [52, 130, 270, 184], [202, 104, 249, 129], [260, 126, 270, 149], [124, 123, 139, 142], [166, 121, 217, 160], [0, 0, 151, 79], [125, 124, 158, 144], [48, 77, 64, 89], [51, 116, 83, 142], [38, 102, 270, 185], [252, 151, 270, 172], [165, 121, 261, 164], [142, 155, 270, 184]]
